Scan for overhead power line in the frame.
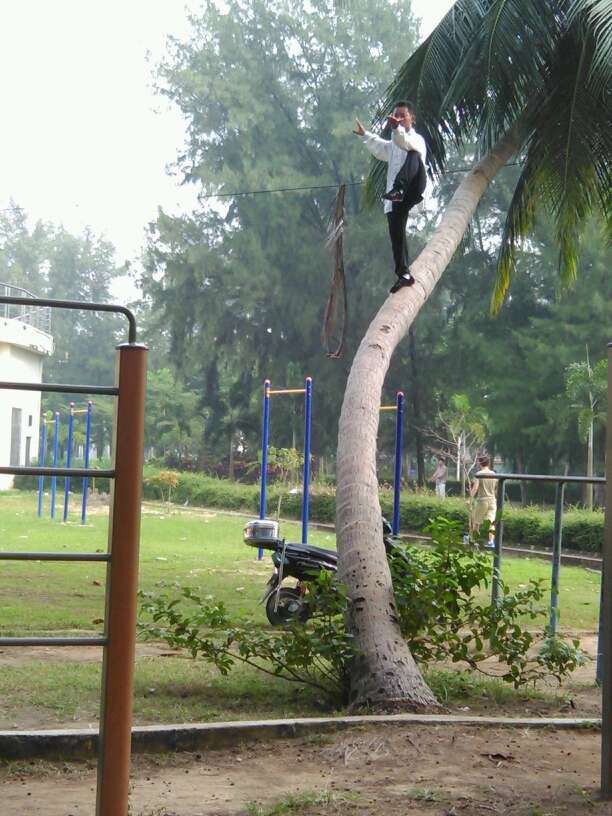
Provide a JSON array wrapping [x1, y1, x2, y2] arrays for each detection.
[[198, 182, 361, 199], [196, 162, 520, 200], [0, 163, 521, 212]]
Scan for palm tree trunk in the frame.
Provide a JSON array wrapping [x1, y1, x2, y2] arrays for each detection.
[[460, 437, 467, 498], [228, 432, 235, 481], [456, 434, 462, 483], [586, 419, 594, 510], [336, 130, 518, 708]]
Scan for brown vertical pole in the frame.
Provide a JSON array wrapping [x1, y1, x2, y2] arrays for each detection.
[[96, 343, 147, 816], [601, 342, 612, 798]]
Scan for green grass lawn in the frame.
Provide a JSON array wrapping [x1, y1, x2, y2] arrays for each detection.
[[0, 490, 600, 636], [0, 490, 601, 727], [0, 491, 337, 636]]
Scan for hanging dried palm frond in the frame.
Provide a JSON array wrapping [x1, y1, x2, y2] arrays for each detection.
[[321, 184, 348, 359]]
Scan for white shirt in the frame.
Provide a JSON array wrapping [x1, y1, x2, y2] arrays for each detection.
[[361, 125, 427, 214]]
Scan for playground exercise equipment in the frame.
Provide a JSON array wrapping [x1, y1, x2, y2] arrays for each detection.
[[258, 377, 312, 559], [0, 292, 146, 816], [380, 391, 405, 536], [37, 400, 94, 523], [478, 458, 611, 796]]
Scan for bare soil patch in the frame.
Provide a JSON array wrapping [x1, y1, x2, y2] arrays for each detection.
[[1, 723, 610, 815], [0, 641, 177, 668]]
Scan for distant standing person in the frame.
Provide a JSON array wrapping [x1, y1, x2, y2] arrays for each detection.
[[470, 455, 497, 548], [353, 101, 427, 293], [430, 456, 447, 499]]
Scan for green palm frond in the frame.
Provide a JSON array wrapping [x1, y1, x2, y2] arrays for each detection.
[[570, 0, 612, 91], [576, 407, 593, 442], [491, 149, 540, 312], [492, 20, 612, 312], [442, 0, 565, 154]]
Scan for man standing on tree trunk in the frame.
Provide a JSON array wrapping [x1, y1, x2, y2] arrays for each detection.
[[354, 101, 427, 293]]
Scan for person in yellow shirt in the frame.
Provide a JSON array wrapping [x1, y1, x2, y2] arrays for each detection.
[[470, 455, 497, 548]]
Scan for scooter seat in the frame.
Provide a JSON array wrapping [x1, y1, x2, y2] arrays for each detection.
[[281, 541, 337, 563]]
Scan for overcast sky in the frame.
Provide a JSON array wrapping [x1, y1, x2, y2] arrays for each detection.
[[0, 0, 454, 291]]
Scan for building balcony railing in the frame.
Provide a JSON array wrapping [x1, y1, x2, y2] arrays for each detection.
[[0, 282, 52, 335]]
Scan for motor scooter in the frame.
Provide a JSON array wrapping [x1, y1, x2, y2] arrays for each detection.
[[243, 517, 396, 625]]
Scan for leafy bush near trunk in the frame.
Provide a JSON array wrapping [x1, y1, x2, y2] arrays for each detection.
[[389, 518, 584, 685], [139, 517, 583, 707], [139, 569, 353, 704]]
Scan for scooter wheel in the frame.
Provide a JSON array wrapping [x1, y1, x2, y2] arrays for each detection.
[[265, 588, 310, 626]]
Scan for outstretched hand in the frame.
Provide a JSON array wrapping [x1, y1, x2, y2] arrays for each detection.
[[353, 118, 366, 136]]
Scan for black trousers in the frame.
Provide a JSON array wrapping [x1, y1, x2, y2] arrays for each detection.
[[386, 150, 421, 276], [386, 200, 411, 277]]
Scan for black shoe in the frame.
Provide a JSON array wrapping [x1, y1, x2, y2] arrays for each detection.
[[382, 190, 405, 203], [389, 273, 415, 293]]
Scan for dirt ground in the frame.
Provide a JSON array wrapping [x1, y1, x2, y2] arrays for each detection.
[[1, 722, 611, 815], [0, 633, 605, 813]]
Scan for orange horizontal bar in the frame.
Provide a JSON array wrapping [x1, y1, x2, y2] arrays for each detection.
[[380, 406, 397, 411], [269, 388, 306, 395]]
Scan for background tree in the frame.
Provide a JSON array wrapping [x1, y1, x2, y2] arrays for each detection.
[[143, 0, 421, 469], [565, 352, 608, 508], [0, 204, 124, 457], [428, 393, 489, 496], [145, 369, 203, 465]]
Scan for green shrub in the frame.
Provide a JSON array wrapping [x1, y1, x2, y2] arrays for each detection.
[[389, 518, 584, 685], [14, 460, 112, 495], [139, 569, 353, 705]]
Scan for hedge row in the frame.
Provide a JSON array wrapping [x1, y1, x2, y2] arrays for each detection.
[[139, 469, 603, 554], [14, 467, 604, 553], [14, 467, 111, 495]]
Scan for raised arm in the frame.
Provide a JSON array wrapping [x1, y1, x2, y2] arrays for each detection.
[[353, 118, 391, 163], [392, 125, 427, 164]]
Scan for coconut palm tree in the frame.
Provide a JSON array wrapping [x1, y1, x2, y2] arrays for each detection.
[[565, 350, 608, 508], [335, 0, 611, 708]]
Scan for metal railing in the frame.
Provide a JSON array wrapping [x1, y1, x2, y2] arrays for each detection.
[[0, 282, 52, 334], [477, 472, 605, 636], [0, 294, 147, 816]]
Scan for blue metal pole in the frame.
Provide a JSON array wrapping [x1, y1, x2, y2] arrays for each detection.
[[63, 403, 75, 522], [37, 418, 47, 517], [50, 411, 60, 519], [392, 391, 405, 536], [301, 377, 313, 544], [81, 401, 93, 524], [258, 380, 271, 560]]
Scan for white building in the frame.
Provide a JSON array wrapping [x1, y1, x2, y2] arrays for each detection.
[[0, 284, 53, 489]]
